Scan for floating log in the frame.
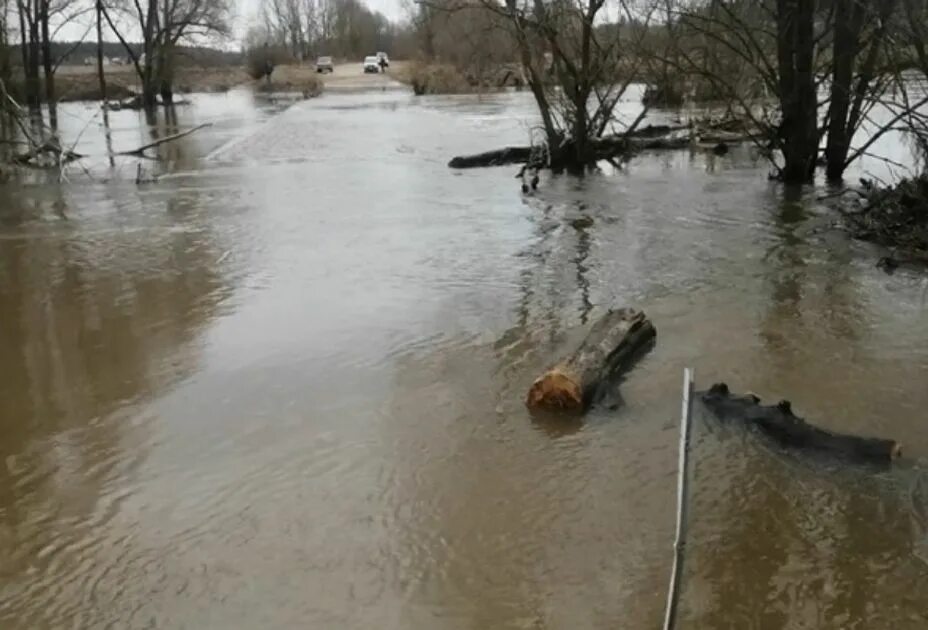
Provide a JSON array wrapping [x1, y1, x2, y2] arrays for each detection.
[[700, 383, 901, 463], [526, 308, 656, 412], [117, 123, 212, 157], [628, 123, 687, 137], [105, 95, 144, 111], [448, 125, 756, 169], [448, 146, 532, 168]]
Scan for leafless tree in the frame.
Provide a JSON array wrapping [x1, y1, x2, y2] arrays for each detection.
[[0, 0, 12, 83], [16, 0, 42, 108], [465, 0, 654, 170], [11, 0, 92, 110], [95, 0, 106, 101], [411, 0, 514, 81], [103, 0, 231, 107], [882, 1, 928, 174], [657, 0, 927, 183], [262, 0, 306, 59], [256, 0, 395, 60]]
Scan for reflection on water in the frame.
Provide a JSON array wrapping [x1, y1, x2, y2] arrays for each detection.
[[1, 89, 928, 629]]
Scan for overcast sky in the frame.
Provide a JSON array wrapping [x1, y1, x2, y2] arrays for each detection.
[[237, 0, 408, 31], [57, 0, 409, 44]]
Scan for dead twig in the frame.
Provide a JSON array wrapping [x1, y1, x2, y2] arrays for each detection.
[[117, 123, 213, 157]]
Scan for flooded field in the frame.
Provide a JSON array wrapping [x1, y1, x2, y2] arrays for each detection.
[[2, 87, 928, 629]]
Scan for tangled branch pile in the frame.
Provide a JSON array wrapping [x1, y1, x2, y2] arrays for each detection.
[[405, 63, 470, 95], [846, 177, 928, 253]]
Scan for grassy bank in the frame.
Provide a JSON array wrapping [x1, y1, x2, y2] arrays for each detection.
[[252, 64, 323, 98], [391, 61, 526, 95], [393, 62, 472, 95], [5, 64, 323, 103]]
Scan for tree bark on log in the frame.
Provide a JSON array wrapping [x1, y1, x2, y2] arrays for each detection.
[[116, 122, 212, 157], [700, 383, 901, 464], [448, 126, 754, 169], [526, 308, 656, 412], [448, 146, 532, 168]]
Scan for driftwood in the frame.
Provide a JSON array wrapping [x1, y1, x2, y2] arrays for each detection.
[[11, 141, 84, 167], [449, 146, 531, 168], [448, 126, 684, 169], [105, 95, 145, 111], [526, 308, 656, 412], [105, 94, 191, 111], [117, 123, 213, 157], [838, 176, 928, 256], [448, 122, 756, 169], [700, 383, 901, 464], [6, 124, 210, 168], [1, 78, 208, 172]]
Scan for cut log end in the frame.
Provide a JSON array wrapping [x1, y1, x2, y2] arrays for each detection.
[[526, 308, 655, 413], [526, 370, 583, 411]]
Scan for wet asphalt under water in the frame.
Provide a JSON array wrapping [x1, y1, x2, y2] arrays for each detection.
[[2, 87, 928, 629]]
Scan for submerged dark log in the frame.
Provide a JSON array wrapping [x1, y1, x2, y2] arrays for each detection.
[[700, 383, 901, 463], [629, 123, 687, 137], [526, 308, 656, 412], [11, 141, 84, 167], [448, 124, 754, 169], [448, 146, 532, 168], [117, 123, 212, 157]]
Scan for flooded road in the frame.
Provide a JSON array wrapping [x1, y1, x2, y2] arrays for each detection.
[[2, 88, 928, 629]]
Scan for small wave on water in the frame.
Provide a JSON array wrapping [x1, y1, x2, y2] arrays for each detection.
[[3, 86, 928, 629]]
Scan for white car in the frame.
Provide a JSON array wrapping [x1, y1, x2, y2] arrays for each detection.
[[363, 56, 380, 73]]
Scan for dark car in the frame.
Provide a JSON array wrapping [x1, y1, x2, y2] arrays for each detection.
[[316, 56, 334, 73]]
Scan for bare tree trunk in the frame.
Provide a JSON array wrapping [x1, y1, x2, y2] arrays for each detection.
[[16, 0, 27, 75], [141, 0, 160, 109], [825, 0, 896, 181], [142, 78, 158, 109], [775, 0, 817, 183], [27, 19, 41, 108], [17, 0, 41, 109], [0, 9, 11, 83], [158, 35, 174, 105], [824, 1, 865, 182], [570, 2, 595, 168], [505, 6, 559, 155], [95, 0, 107, 102], [39, 0, 54, 110]]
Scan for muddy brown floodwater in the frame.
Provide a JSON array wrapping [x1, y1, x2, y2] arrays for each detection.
[[2, 87, 928, 629]]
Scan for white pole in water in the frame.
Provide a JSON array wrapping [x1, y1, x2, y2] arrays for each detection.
[[662, 367, 695, 630]]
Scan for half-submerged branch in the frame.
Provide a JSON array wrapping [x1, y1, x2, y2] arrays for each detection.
[[449, 146, 532, 168], [2, 77, 210, 171], [11, 142, 85, 167], [117, 123, 213, 157], [526, 308, 656, 413], [448, 122, 756, 169], [700, 383, 901, 464]]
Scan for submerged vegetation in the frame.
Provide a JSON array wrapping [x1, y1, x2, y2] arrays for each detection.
[[394, 61, 525, 95], [398, 62, 473, 95], [0, 0, 928, 257], [843, 177, 928, 257], [421, 0, 928, 182]]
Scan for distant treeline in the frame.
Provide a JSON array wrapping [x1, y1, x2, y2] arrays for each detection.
[[3, 42, 241, 68]]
